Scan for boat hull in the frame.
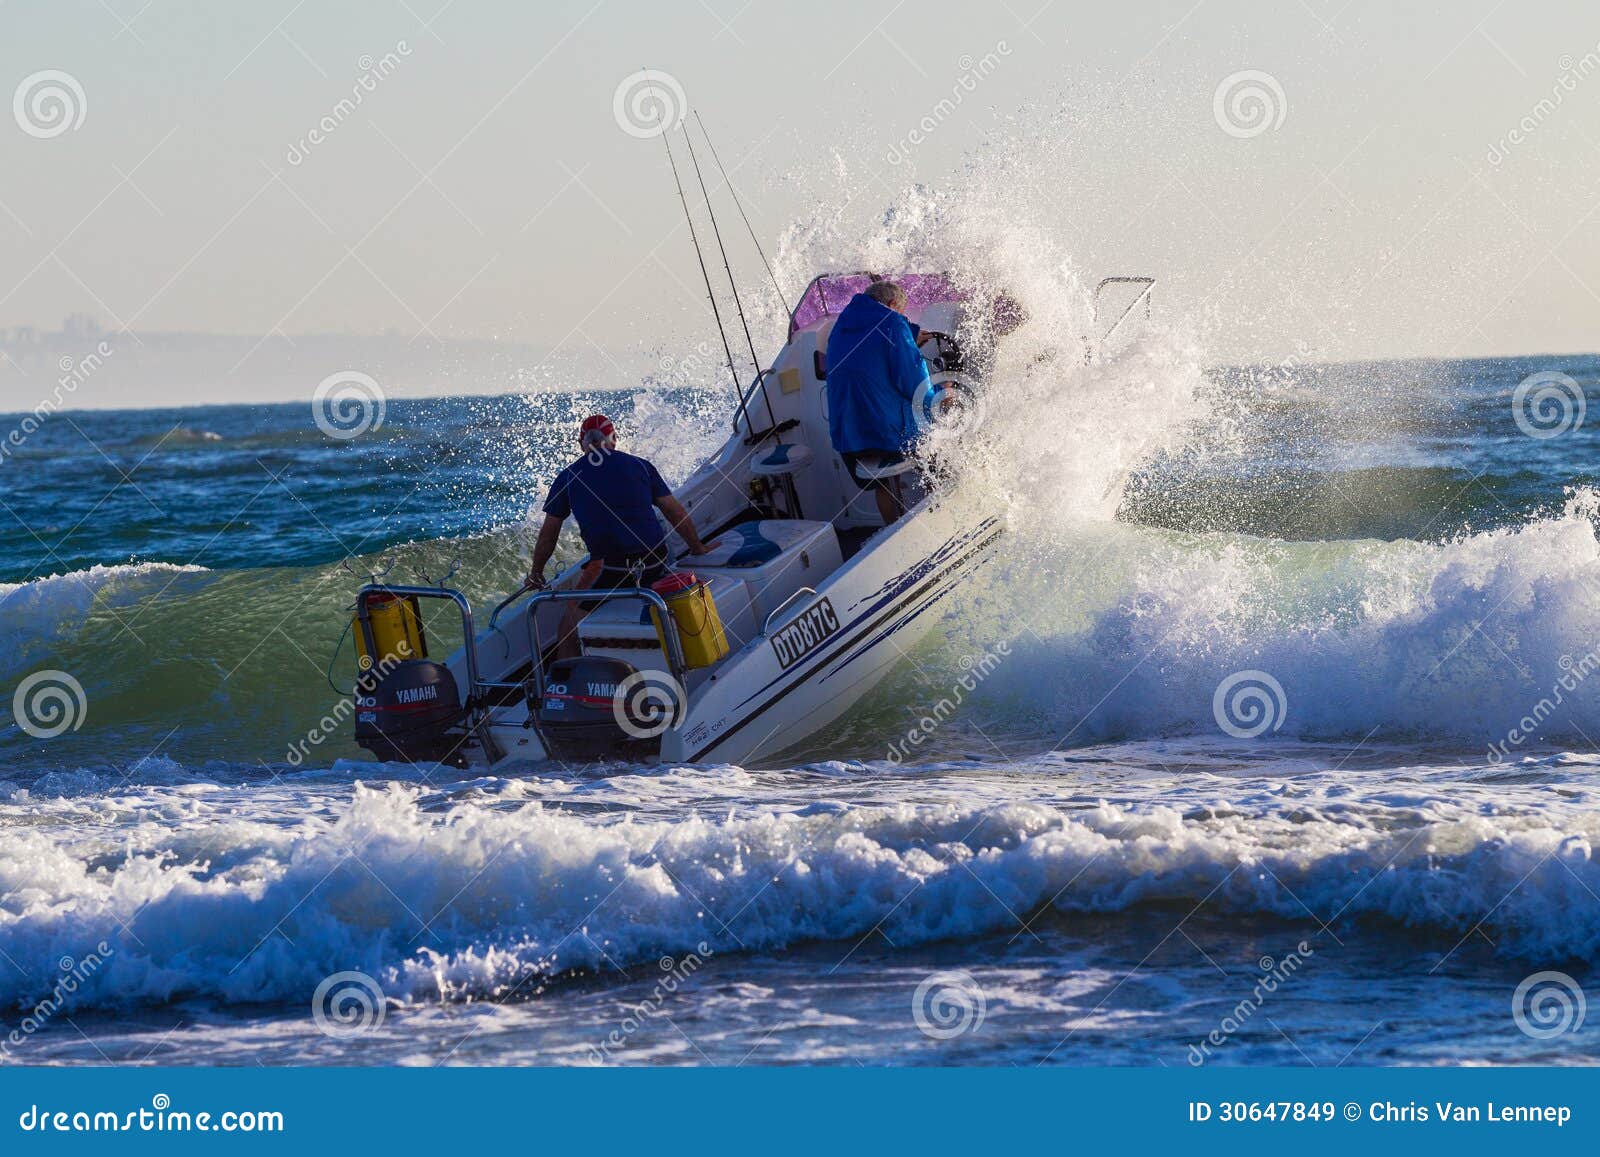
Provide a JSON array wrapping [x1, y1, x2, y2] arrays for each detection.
[[663, 499, 1004, 766]]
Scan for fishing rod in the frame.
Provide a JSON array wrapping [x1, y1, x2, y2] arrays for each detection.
[[656, 109, 753, 438], [681, 122, 777, 432], [693, 113, 788, 318]]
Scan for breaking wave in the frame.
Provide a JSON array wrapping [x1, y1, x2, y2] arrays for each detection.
[[1, 772, 1596, 1012]]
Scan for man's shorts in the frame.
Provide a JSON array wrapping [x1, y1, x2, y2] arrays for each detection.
[[579, 544, 670, 611], [841, 449, 908, 491]]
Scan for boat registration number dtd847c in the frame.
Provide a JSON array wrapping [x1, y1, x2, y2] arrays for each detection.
[[770, 597, 841, 669]]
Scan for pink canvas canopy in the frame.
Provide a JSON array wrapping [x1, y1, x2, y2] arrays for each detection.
[[788, 272, 965, 336]]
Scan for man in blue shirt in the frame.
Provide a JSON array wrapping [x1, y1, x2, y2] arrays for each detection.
[[528, 415, 715, 656], [824, 280, 930, 524]]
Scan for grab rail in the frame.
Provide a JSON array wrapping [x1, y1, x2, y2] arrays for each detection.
[[356, 584, 480, 692], [522, 587, 689, 699], [355, 583, 512, 764], [488, 583, 536, 631], [762, 587, 817, 636]]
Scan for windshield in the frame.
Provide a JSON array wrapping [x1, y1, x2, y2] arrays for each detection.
[[788, 272, 965, 336]]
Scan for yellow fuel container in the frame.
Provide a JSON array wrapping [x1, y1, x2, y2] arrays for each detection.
[[650, 573, 729, 669], [355, 592, 426, 672]]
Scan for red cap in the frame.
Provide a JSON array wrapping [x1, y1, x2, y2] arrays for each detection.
[[651, 572, 699, 595], [580, 414, 615, 439]]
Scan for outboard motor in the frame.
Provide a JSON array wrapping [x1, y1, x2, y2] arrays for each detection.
[[354, 659, 467, 765], [535, 655, 675, 761]]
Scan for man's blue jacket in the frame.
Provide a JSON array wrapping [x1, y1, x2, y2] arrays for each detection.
[[824, 292, 928, 454]]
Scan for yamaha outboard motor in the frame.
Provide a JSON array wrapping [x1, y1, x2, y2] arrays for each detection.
[[354, 659, 467, 765], [535, 656, 675, 761]]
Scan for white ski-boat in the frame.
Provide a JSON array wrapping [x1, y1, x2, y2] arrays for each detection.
[[347, 271, 1008, 770]]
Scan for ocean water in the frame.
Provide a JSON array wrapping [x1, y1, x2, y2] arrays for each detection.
[[4, 343, 1600, 1066]]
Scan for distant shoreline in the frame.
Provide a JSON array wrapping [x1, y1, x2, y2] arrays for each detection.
[[0, 326, 667, 412], [3, 348, 1595, 419]]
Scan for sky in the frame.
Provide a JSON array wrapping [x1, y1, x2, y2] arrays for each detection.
[[2, 0, 1599, 407]]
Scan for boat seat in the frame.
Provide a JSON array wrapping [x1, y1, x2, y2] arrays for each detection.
[[691, 519, 843, 625], [750, 442, 813, 476]]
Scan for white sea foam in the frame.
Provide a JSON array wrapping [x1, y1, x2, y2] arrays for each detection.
[[1, 767, 1595, 1013], [928, 489, 1600, 750], [0, 561, 210, 610]]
